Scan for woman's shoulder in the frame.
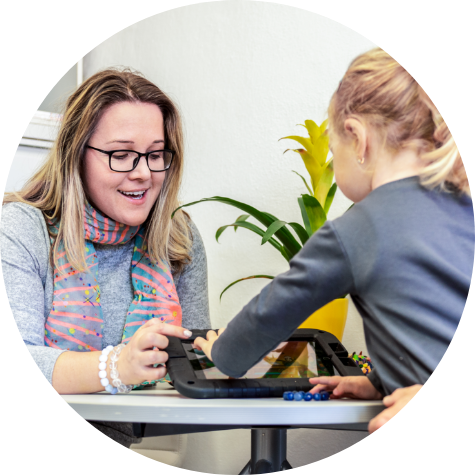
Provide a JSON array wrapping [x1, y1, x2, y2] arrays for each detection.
[[186, 217, 206, 257], [172, 216, 206, 278], [1, 202, 49, 242], [2, 201, 46, 219], [186, 216, 202, 239]]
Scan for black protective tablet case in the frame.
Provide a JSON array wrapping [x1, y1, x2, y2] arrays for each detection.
[[167, 329, 364, 399]]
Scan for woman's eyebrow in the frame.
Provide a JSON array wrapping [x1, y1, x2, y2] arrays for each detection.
[[105, 139, 165, 144]]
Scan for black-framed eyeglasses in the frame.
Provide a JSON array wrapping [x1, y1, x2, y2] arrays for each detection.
[[87, 145, 175, 172]]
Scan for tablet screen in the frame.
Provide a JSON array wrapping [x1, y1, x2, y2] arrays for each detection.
[[182, 340, 335, 379]]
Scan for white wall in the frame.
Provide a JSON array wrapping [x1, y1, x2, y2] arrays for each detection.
[[5, 146, 49, 193], [84, 0, 375, 356], [38, 63, 77, 113]]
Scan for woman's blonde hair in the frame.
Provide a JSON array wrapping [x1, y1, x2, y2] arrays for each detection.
[[4, 68, 192, 273], [328, 48, 468, 195]]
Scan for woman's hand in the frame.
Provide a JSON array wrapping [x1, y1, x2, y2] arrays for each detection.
[[117, 319, 192, 385], [309, 375, 383, 400], [193, 328, 226, 361], [367, 384, 422, 434]]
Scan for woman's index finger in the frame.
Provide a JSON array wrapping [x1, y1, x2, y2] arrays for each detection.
[[144, 320, 192, 339]]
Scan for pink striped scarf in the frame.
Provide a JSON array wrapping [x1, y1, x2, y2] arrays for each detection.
[[45, 202, 182, 354]]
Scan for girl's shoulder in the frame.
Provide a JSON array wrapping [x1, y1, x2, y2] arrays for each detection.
[[332, 176, 473, 259], [338, 176, 472, 228]]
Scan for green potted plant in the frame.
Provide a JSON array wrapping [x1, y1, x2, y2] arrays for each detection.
[[173, 120, 349, 340]]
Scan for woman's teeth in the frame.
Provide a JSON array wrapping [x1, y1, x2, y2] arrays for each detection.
[[120, 190, 145, 199]]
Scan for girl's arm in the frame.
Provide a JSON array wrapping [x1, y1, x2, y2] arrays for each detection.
[[196, 221, 355, 377]]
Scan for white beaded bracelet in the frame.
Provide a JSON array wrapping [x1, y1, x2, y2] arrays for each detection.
[[109, 343, 134, 394], [98, 344, 133, 394], [98, 345, 116, 394]]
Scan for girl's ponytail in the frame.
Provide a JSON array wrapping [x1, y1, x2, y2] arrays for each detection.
[[418, 88, 468, 194]]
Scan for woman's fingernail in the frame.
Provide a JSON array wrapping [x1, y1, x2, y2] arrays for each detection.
[[184, 330, 192, 337]]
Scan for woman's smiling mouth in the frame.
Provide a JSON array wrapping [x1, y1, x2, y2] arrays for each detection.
[[118, 189, 148, 201]]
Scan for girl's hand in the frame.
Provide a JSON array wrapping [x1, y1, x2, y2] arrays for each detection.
[[367, 384, 422, 434], [116, 319, 192, 385], [193, 328, 226, 361], [309, 375, 383, 400]]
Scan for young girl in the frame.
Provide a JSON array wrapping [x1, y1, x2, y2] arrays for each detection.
[[194, 48, 473, 432]]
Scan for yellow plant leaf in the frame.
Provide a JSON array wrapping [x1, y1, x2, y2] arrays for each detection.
[[312, 133, 330, 166], [297, 149, 323, 192], [319, 119, 329, 135], [304, 120, 320, 143], [315, 159, 334, 208], [280, 135, 315, 156], [282, 120, 332, 196]]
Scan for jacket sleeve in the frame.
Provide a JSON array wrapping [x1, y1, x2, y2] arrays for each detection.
[[366, 369, 387, 396], [211, 221, 355, 377]]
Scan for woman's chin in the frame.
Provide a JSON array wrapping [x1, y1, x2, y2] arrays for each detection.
[[114, 212, 148, 227]]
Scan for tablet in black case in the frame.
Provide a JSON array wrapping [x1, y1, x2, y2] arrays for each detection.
[[166, 329, 364, 398]]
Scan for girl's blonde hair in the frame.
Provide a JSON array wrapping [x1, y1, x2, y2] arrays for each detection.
[[328, 48, 468, 195], [4, 68, 192, 273]]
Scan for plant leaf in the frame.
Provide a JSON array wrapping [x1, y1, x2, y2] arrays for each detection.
[[315, 160, 334, 208], [295, 149, 324, 193], [301, 194, 327, 234], [173, 197, 302, 259], [312, 132, 330, 167], [234, 214, 250, 232], [287, 222, 309, 246], [298, 196, 313, 237], [260, 211, 302, 258], [280, 135, 315, 156], [324, 183, 338, 215], [216, 221, 282, 253], [292, 170, 313, 195], [262, 220, 287, 245], [304, 120, 320, 142], [220, 275, 274, 300], [319, 119, 328, 135], [280, 246, 292, 261]]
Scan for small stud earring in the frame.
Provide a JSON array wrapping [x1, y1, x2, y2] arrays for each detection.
[[357, 156, 365, 165]]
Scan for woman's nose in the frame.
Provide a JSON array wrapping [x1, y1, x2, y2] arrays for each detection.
[[129, 155, 152, 180]]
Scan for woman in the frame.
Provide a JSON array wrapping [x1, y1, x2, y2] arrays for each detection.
[[2, 69, 211, 445], [194, 48, 473, 432]]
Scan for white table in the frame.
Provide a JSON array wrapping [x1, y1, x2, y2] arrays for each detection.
[[63, 384, 384, 473]]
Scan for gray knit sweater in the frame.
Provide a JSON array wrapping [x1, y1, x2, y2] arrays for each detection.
[[1, 202, 211, 384]]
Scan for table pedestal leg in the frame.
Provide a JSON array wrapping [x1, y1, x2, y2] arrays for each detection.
[[239, 428, 292, 474]]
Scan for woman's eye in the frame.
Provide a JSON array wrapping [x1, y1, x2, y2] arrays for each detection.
[[112, 152, 130, 160], [149, 152, 163, 161]]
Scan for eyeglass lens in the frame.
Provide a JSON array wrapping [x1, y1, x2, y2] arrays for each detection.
[[110, 151, 173, 172]]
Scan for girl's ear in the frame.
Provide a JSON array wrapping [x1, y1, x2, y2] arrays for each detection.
[[343, 118, 368, 163]]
